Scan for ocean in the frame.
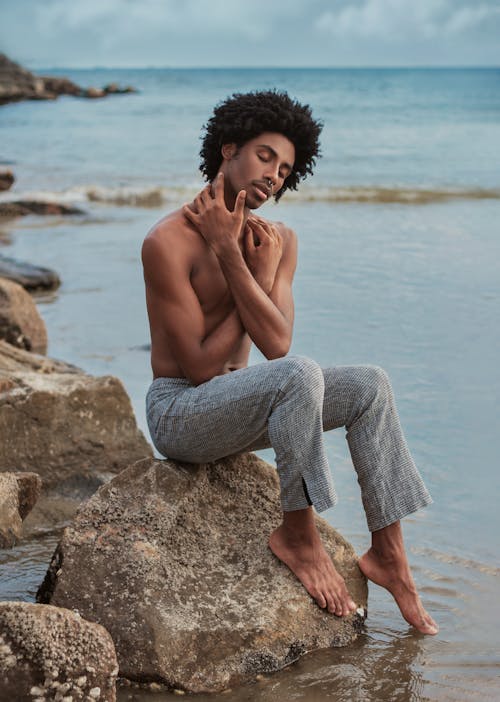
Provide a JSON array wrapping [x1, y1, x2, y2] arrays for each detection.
[[1, 67, 499, 701]]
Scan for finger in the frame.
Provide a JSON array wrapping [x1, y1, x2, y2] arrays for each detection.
[[215, 172, 225, 202], [199, 187, 211, 207], [182, 205, 199, 225], [248, 219, 271, 242], [244, 224, 256, 252], [233, 188, 247, 216]]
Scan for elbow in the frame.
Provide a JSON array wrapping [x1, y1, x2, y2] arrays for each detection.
[[264, 335, 291, 360], [183, 360, 225, 386]]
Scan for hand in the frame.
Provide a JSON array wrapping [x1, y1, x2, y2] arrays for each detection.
[[183, 173, 246, 255], [244, 216, 283, 294]]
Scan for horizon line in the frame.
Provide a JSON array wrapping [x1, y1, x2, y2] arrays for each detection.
[[31, 64, 500, 71]]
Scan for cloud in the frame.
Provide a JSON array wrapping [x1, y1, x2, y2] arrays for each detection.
[[315, 0, 500, 41], [1, 0, 499, 67]]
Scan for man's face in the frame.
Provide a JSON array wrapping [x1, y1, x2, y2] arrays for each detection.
[[222, 132, 295, 209]]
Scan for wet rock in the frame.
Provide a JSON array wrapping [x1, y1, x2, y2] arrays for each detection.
[[0, 472, 42, 548], [39, 75, 81, 97], [0, 601, 118, 701], [38, 454, 368, 693], [0, 341, 153, 490], [0, 169, 14, 191], [0, 254, 61, 291], [0, 200, 85, 217], [103, 83, 136, 95], [0, 277, 48, 353], [84, 87, 106, 99]]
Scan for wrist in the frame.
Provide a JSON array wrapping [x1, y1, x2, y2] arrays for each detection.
[[213, 238, 242, 261]]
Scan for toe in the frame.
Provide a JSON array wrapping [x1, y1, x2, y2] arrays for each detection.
[[325, 592, 336, 614], [311, 587, 327, 609]]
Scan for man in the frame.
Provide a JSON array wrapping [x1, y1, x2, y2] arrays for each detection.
[[142, 90, 438, 635]]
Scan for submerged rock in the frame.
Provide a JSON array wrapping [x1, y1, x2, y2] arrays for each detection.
[[0, 277, 48, 353], [0, 471, 41, 548], [0, 601, 118, 701], [0, 341, 153, 490], [38, 454, 368, 693], [0, 254, 61, 291], [0, 199, 85, 217]]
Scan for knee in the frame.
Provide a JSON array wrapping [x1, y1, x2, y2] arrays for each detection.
[[359, 365, 393, 407], [281, 355, 325, 400]]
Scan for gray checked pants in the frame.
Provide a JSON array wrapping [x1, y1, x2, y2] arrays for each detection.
[[146, 355, 432, 531]]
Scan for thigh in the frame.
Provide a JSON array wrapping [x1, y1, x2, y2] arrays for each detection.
[[153, 357, 297, 462], [242, 364, 364, 452]]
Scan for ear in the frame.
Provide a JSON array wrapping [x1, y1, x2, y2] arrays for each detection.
[[221, 143, 237, 160]]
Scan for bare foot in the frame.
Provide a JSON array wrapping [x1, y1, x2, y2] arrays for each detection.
[[269, 523, 358, 616], [359, 547, 438, 635]]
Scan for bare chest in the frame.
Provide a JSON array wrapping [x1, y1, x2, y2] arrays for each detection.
[[190, 249, 233, 319]]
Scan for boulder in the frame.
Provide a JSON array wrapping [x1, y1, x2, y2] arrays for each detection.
[[0, 601, 118, 701], [39, 75, 82, 97], [0, 254, 60, 291], [0, 53, 48, 104], [0, 341, 153, 491], [0, 277, 48, 353], [38, 455, 368, 694], [84, 87, 106, 99], [0, 169, 14, 191], [0, 200, 85, 217], [0, 472, 41, 548]]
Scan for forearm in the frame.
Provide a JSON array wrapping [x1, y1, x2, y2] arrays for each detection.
[[216, 245, 291, 358], [193, 306, 245, 384]]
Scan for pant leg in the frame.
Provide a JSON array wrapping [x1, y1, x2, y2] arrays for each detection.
[[244, 364, 432, 532], [322, 365, 432, 531], [146, 355, 337, 513]]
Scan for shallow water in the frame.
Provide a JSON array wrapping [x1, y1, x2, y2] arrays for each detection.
[[1, 195, 499, 700], [1, 68, 499, 699]]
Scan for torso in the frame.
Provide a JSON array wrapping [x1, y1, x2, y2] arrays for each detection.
[[144, 208, 253, 379]]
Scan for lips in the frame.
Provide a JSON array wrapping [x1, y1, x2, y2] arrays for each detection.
[[253, 181, 272, 200]]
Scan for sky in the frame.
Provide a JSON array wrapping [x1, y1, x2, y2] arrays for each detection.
[[1, 0, 499, 69]]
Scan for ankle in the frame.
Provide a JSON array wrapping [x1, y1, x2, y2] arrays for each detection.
[[279, 510, 320, 545], [369, 543, 405, 563]]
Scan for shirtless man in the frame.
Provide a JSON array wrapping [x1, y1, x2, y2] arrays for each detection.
[[142, 90, 438, 635]]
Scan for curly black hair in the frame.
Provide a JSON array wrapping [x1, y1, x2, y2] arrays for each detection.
[[199, 90, 322, 202]]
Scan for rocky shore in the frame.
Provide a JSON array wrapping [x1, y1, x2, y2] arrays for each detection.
[[0, 53, 135, 106]]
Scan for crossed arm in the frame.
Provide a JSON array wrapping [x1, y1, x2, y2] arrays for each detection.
[[143, 176, 297, 384]]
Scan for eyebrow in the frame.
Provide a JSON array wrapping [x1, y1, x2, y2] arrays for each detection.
[[257, 144, 293, 174]]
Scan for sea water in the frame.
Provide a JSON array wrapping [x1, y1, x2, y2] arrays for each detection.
[[1, 68, 499, 701]]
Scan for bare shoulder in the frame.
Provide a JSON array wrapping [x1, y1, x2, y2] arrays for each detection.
[[142, 207, 203, 273], [266, 219, 298, 261]]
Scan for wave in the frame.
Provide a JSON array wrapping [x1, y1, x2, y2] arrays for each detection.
[[2, 184, 500, 208], [287, 185, 500, 204]]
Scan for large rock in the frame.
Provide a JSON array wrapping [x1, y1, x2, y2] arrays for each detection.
[[0, 601, 118, 701], [0, 341, 153, 490], [38, 455, 368, 694], [0, 471, 41, 548], [0, 277, 48, 353], [0, 255, 61, 291]]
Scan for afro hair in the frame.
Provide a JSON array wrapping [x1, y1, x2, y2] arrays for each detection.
[[199, 90, 322, 201]]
